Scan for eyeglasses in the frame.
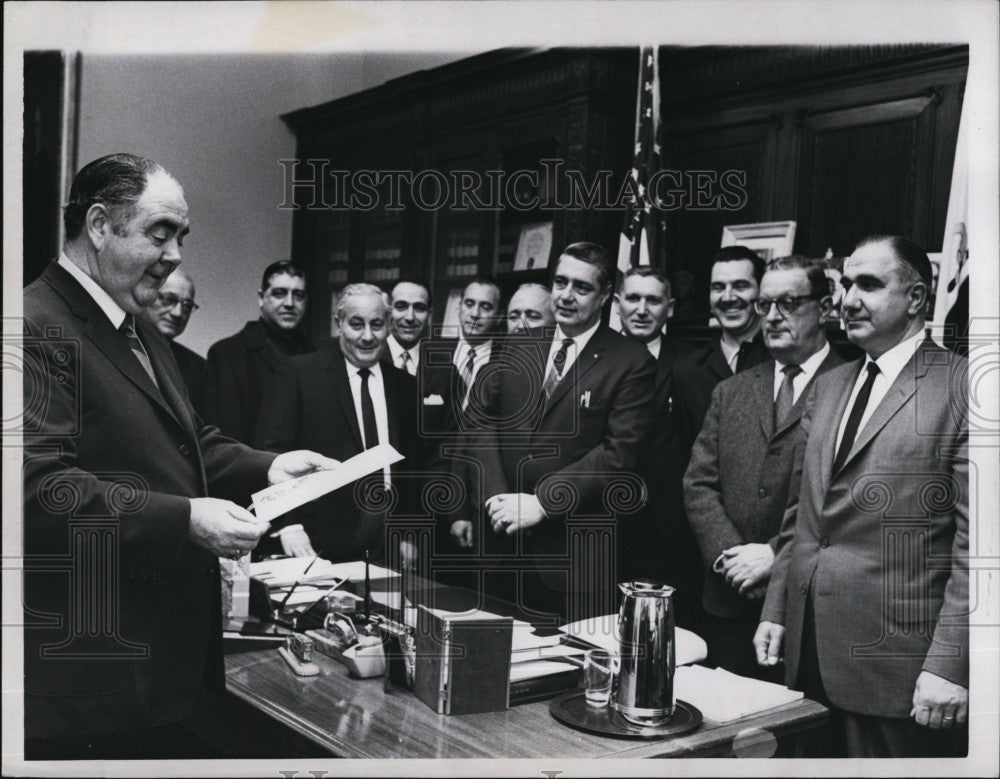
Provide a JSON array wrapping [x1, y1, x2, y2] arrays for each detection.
[[753, 294, 823, 317], [156, 293, 199, 313]]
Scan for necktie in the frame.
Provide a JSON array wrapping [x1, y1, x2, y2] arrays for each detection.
[[358, 367, 379, 450], [543, 338, 574, 398], [459, 346, 476, 406], [399, 349, 414, 376], [121, 315, 158, 386], [773, 364, 803, 431], [735, 341, 753, 373], [832, 362, 880, 473]]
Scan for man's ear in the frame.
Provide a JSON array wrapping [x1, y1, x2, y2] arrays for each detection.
[[908, 282, 929, 317], [666, 297, 676, 319], [257, 289, 265, 310], [85, 203, 111, 249]]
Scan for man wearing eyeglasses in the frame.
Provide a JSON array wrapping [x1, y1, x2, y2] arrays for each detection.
[[138, 267, 205, 411], [684, 255, 842, 681], [202, 261, 314, 444]]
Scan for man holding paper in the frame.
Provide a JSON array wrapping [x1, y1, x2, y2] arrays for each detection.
[[21, 154, 337, 759], [256, 283, 419, 562]]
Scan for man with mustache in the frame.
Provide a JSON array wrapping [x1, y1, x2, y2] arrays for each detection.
[[256, 283, 418, 560], [684, 256, 842, 680], [202, 260, 314, 444], [668, 246, 770, 629], [755, 236, 968, 757], [614, 266, 698, 608]]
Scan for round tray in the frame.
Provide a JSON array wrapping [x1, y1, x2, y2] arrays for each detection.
[[549, 691, 702, 739]]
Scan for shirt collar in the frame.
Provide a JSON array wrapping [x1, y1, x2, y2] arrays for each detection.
[[58, 253, 128, 329], [646, 335, 662, 359], [386, 335, 409, 360], [775, 340, 830, 380], [554, 318, 601, 352], [345, 358, 383, 380], [867, 330, 926, 385], [456, 333, 492, 360]]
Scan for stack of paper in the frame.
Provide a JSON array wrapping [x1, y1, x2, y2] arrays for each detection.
[[673, 665, 803, 721], [558, 615, 708, 666]]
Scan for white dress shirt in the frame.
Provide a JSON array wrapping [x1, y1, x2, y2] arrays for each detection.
[[453, 336, 493, 408], [835, 330, 926, 454], [58, 254, 127, 329], [773, 341, 831, 404], [646, 336, 662, 360], [386, 334, 418, 375], [545, 319, 601, 379], [345, 359, 391, 485]]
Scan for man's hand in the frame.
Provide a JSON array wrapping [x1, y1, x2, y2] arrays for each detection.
[[268, 450, 340, 484], [486, 493, 546, 535], [911, 671, 968, 729], [719, 543, 774, 594], [753, 621, 785, 667], [450, 520, 473, 548], [278, 525, 316, 558], [189, 497, 269, 559]]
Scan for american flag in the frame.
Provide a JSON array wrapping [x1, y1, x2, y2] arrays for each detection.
[[617, 47, 665, 275]]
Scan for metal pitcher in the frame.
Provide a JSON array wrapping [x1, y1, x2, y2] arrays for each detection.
[[610, 580, 676, 726]]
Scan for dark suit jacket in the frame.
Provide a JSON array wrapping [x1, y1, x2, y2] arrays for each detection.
[[762, 340, 968, 717], [671, 330, 770, 462], [169, 339, 206, 415], [22, 262, 273, 739], [417, 336, 508, 536], [202, 319, 312, 444], [684, 347, 844, 618], [619, 334, 698, 583], [255, 343, 418, 561], [478, 326, 657, 615]]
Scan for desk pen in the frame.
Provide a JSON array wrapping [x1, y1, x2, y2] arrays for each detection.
[[276, 553, 321, 613]]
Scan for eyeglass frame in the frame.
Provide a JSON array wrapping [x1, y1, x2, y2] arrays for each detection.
[[753, 293, 825, 317], [155, 292, 199, 313]]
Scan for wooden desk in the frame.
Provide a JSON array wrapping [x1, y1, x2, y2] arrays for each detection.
[[221, 646, 827, 759]]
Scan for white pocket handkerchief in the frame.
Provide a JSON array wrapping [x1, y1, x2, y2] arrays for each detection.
[[423, 394, 444, 406]]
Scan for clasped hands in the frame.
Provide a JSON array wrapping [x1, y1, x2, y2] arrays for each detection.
[[486, 493, 546, 535], [714, 542, 773, 599], [189, 450, 339, 559]]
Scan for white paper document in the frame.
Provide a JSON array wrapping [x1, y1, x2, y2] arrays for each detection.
[[673, 665, 803, 722], [250, 443, 404, 523], [249, 557, 398, 588], [558, 615, 708, 667]]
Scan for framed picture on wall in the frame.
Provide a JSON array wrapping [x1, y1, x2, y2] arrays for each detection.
[[513, 221, 554, 271], [720, 220, 797, 260]]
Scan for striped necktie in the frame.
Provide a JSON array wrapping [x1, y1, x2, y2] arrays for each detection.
[[121, 314, 159, 387]]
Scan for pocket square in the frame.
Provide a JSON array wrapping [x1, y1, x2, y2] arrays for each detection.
[[423, 394, 444, 406]]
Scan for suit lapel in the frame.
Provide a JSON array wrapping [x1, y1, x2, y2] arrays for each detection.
[[328, 351, 364, 450], [141, 323, 198, 440], [543, 327, 607, 417], [383, 368, 403, 451], [833, 347, 924, 476], [773, 348, 844, 439], [820, 361, 862, 489], [705, 338, 733, 382], [750, 362, 776, 439], [654, 336, 674, 395]]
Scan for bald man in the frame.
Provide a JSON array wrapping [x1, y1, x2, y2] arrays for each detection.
[[139, 267, 206, 411], [507, 282, 555, 334]]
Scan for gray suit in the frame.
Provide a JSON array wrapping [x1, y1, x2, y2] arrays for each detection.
[[762, 340, 968, 719]]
